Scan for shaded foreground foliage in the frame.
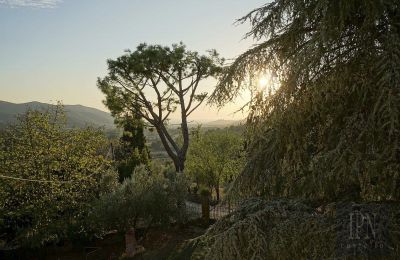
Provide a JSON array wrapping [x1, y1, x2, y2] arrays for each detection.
[[173, 199, 400, 259]]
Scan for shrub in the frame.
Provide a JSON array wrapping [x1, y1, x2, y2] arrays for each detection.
[[0, 105, 117, 248], [92, 164, 188, 234]]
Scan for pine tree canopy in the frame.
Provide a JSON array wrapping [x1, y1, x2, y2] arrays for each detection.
[[212, 0, 400, 202]]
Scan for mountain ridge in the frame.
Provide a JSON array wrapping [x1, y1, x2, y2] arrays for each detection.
[[0, 100, 115, 129], [0, 100, 244, 129]]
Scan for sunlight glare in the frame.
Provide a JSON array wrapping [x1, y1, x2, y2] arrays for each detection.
[[258, 77, 269, 88], [256, 72, 279, 96]]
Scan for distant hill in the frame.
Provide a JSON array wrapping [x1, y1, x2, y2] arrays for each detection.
[[0, 101, 115, 129], [0, 100, 245, 130]]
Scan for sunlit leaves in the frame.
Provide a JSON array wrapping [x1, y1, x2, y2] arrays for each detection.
[[185, 128, 245, 196], [0, 105, 116, 247]]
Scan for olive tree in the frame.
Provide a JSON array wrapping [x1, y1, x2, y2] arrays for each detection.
[[186, 128, 244, 201], [92, 165, 188, 234]]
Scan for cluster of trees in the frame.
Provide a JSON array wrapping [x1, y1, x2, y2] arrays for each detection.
[[1, 43, 233, 251], [5, 1, 399, 257], [0, 106, 187, 248], [0, 105, 116, 247]]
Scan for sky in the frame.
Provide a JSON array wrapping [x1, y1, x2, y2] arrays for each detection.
[[0, 0, 265, 122]]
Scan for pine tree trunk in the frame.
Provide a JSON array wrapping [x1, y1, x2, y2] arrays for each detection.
[[174, 156, 185, 173]]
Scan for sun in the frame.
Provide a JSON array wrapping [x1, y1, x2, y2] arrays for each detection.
[[258, 77, 269, 88], [256, 72, 279, 95]]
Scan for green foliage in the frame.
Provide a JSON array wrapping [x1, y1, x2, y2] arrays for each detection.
[[98, 42, 224, 171], [212, 0, 400, 202], [199, 187, 211, 197], [173, 199, 400, 259], [113, 114, 150, 182], [116, 147, 150, 182], [186, 127, 244, 200], [0, 105, 117, 247], [93, 165, 188, 233]]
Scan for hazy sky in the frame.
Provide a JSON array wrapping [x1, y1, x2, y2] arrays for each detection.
[[0, 0, 265, 121]]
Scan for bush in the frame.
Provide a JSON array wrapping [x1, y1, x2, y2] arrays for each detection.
[[0, 105, 118, 248], [92, 164, 188, 234]]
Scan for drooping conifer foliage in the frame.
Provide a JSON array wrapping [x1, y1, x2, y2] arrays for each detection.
[[212, 0, 400, 202]]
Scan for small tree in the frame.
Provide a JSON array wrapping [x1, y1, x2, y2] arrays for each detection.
[[186, 128, 244, 201], [114, 113, 150, 182], [98, 43, 224, 172], [92, 164, 187, 258]]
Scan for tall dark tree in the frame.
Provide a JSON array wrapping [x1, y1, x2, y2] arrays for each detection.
[[117, 112, 147, 150], [98, 43, 223, 172], [212, 0, 400, 202], [114, 113, 150, 182]]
